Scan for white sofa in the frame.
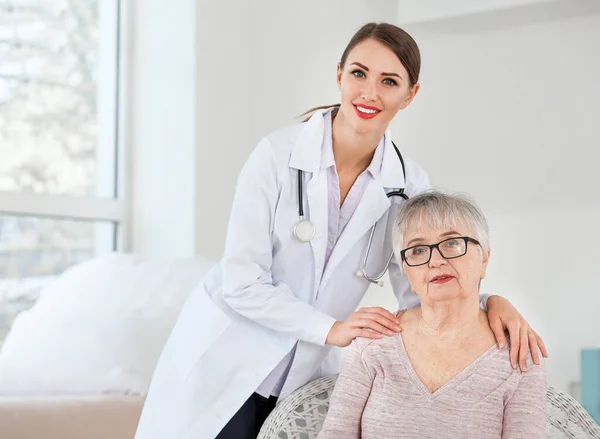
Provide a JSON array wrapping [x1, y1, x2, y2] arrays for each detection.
[[0, 253, 215, 439], [0, 395, 144, 439]]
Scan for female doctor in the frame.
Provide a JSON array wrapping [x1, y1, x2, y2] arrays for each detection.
[[134, 22, 547, 439]]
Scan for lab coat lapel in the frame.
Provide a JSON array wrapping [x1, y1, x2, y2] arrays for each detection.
[[305, 170, 328, 290], [288, 109, 329, 294], [320, 177, 391, 287]]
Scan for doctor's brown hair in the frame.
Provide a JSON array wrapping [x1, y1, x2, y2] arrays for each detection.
[[300, 22, 421, 122]]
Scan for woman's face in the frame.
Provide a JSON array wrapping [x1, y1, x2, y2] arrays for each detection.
[[337, 38, 419, 135], [401, 224, 490, 304]]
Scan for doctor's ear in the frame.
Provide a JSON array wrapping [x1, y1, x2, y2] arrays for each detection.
[[400, 83, 420, 110], [336, 63, 342, 90]]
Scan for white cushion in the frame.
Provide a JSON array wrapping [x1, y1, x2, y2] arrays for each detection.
[[0, 253, 215, 396]]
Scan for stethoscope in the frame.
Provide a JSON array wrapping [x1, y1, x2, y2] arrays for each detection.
[[293, 142, 408, 287]]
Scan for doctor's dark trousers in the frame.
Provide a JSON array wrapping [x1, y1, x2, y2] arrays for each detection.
[[215, 392, 278, 439]]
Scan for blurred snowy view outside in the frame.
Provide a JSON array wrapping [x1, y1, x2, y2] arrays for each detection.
[[0, 0, 119, 348]]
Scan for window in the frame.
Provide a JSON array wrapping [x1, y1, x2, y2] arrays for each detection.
[[0, 0, 126, 347]]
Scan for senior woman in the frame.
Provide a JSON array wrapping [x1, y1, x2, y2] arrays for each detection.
[[318, 191, 547, 439]]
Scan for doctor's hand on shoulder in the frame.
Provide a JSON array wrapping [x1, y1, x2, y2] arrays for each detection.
[[486, 295, 548, 372], [325, 307, 402, 347]]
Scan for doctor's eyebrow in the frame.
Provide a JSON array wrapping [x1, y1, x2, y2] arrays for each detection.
[[350, 62, 403, 80]]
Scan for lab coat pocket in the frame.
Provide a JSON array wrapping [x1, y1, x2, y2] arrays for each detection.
[[168, 284, 232, 378]]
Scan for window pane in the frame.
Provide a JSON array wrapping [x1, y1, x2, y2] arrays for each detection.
[[0, 215, 116, 347], [0, 0, 119, 197]]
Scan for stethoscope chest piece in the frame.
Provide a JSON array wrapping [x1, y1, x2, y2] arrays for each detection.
[[294, 169, 315, 242], [294, 218, 315, 242]]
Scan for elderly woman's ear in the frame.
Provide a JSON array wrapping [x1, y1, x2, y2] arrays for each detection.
[[480, 247, 491, 279]]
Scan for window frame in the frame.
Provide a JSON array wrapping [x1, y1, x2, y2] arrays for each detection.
[[0, 0, 130, 252]]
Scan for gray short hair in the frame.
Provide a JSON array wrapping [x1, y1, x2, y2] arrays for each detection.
[[392, 190, 490, 263]]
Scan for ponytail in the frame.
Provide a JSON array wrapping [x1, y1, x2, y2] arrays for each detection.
[[298, 104, 340, 122]]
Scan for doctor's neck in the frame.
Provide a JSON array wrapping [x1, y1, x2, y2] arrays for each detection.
[[331, 108, 386, 173]]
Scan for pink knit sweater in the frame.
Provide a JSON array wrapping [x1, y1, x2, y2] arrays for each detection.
[[318, 333, 547, 439]]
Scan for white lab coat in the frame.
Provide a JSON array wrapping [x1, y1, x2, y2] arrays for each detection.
[[134, 110, 430, 439]]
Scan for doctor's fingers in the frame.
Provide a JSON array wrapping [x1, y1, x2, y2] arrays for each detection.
[[353, 312, 401, 333], [357, 308, 402, 331], [351, 318, 396, 337], [532, 329, 548, 358], [507, 320, 521, 369], [353, 328, 384, 340], [519, 325, 529, 372], [358, 306, 398, 320], [527, 328, 543, 366], [489, 317, 507, 350]]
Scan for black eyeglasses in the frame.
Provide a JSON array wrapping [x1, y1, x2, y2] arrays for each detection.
[[400, 236, 481, 267]]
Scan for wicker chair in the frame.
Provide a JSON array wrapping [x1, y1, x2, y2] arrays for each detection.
[[257, 375, 600, 439]]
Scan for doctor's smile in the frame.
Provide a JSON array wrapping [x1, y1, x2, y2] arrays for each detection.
[[353, 103, 381, 119]]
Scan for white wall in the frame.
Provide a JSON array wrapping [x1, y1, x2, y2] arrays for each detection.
[[360, 12, 600, 394], [396, 0, 551, 24], [397, 0, 600, 34], [194, 0, 251, 261], [128, 0, 197, 257]]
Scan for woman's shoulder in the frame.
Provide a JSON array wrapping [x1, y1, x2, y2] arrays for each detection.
[[248, 122, 302, 160], [481, 336, 546, 386], [352, 332, 403, 364], [385, 132, 430, 196], [262, 121, 305, 150], [260, 108, 336, 155], [401, 154, 430, 197], [503, 335, 547, 372], [396, 307, 419, 328], [245, 120, 314, 172], [241, 122, 305, 176]]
